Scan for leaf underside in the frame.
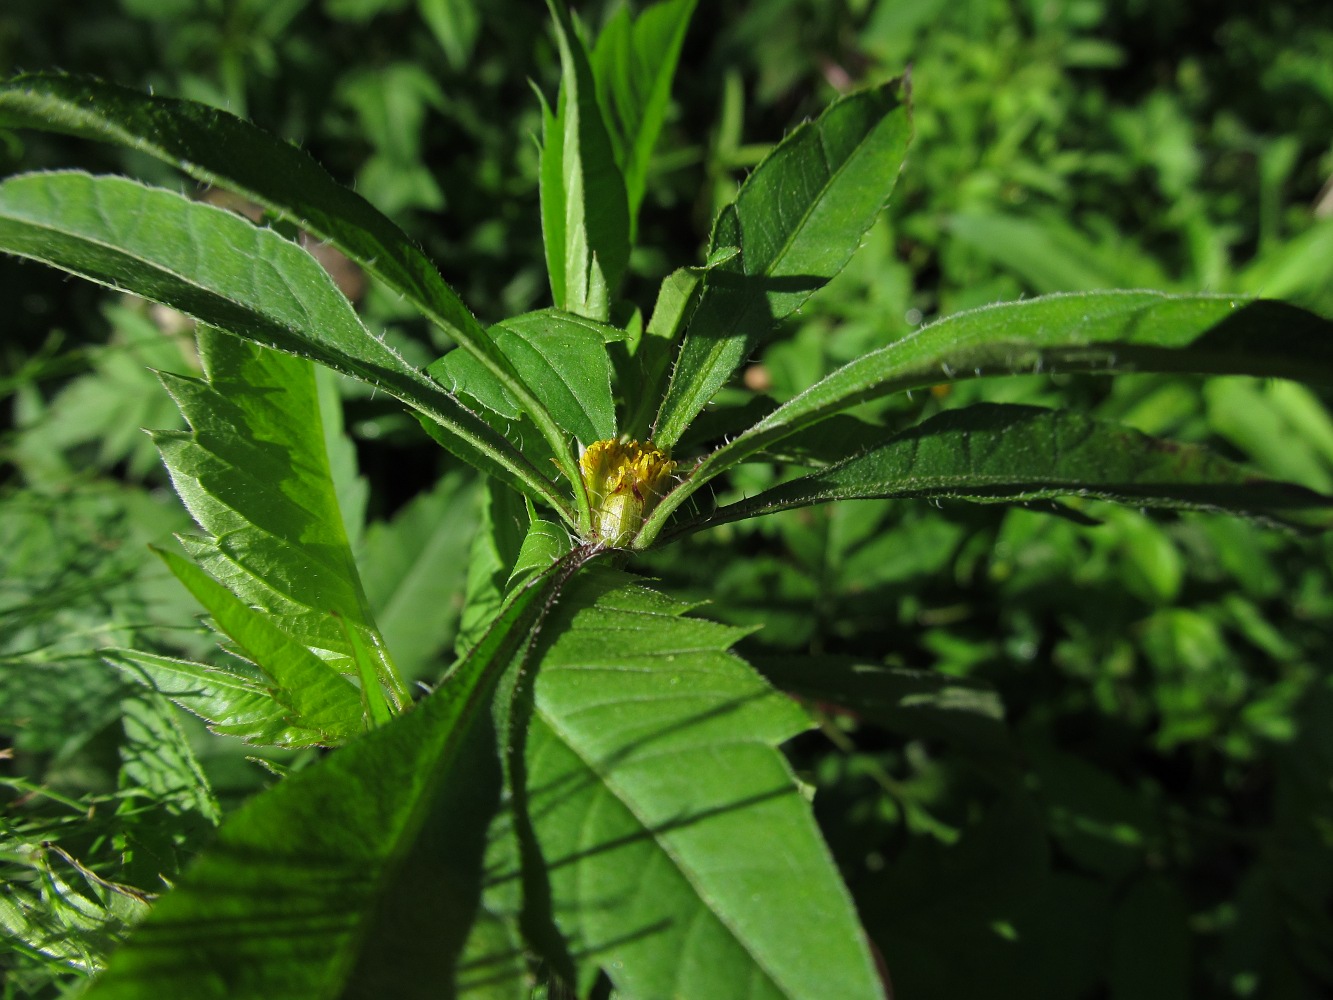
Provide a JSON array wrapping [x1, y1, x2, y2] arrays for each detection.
[[643, 291, 1333, 544], [684, 403, 1333, 536]]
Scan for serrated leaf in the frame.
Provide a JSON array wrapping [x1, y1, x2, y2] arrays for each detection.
[[429, 309, 616, 445], [106, 649, 333, 748], [155, 548, 367, 744], [115, 693, 221, 886], [84, 546, 599, 1000], [540, 0, 631, 321], [685, 404, 1333, 537], [0, 169, 569, 515], [500, 567, 884, 999], [151, 329, 405, 706], [0, 72, 581, 496], [589, 0, 698, 236], [653, 77, 912, 447], [642, 292, 1333, 544]]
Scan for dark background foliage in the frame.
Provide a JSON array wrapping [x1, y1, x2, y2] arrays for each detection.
[[3, 1, 1332, 997]]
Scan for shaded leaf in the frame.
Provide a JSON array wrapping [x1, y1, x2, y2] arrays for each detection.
[[643, 292, 1333, 544], [683, 404, 1333, 537], [753, 655, 1015, 767], [455, 483, 530, 657], [152, 329, 404, 704], [155, 548, 366, 745], [360, 472, 479, 684], [589, 0, 698, 235], [84, 546, 599, 1000], [106, 649, 333, 748]]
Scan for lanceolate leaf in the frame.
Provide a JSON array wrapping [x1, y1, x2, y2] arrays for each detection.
[[499, 568, 885, 999], [623, 265, 704, 440], [640, 292, 1333, 545], [0, 72, 582, 499], [106, 648, 333, 748], [677, 404, 1333, 538], [154, 548, 366, 745], [652, 77, 912, 448], [0, 170, 570, 517], [85, 546, 600, 1000], [540, 0, 631, 321], [590, 0, 698, 236], [154, 329, 406, 705], [430, 309, 617, 446]]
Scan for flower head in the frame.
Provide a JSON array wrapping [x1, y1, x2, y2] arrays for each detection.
[[580, 439, 676, 546]]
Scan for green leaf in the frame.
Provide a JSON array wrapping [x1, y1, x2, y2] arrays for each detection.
[[753, 655, 1015, 766], [429, 309, 617, 445], [502, 567, 885, 999], [589, 0, 698, 236], [641, 292, 1333, 544], [0, 169, 571, 518], [115, 693, 222, 885], [417, 0, 481, 70], [316, 365, 371, 555], [683, 404, 1333, 537], [623, 265, 704, 440], [455, 483, 530, 657], [84, 546, 599, 1000], [151, 329, 404, 706], [106, 649, 334, 748], [653, 77, 912, 447], [359, 472, 479, 684], [155, 548, 366, 745], [948, 211, 1170, 293], [539, 0, 631, 321], [0, 74, 583, 516]]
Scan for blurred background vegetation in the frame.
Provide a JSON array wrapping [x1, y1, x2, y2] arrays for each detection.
[[3, 0, 1333, 996]]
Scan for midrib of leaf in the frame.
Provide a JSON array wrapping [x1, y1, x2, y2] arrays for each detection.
[[507, 334, 612, 444], [750, 114, 881, 277], [86, 546, 602, 1000], [654, 82, 908, 447], [0, 170, 572, 517], [514, 569, 884, 999], [0, 77, 588, 524], [637, 291, 1333, 546], [672, 403, 1333, 538], [536, 704, 792, 996]]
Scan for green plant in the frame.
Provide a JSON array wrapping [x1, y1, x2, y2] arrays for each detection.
[[2, 1, 1332, 996]]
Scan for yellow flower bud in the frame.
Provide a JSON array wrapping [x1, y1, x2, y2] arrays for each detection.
[[579, 439, 677, 547]]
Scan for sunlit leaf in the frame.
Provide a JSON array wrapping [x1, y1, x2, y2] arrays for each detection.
[[653, 77, 912, 446]]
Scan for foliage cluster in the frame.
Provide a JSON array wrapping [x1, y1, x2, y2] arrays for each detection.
[[3, 1, 1333, 998]]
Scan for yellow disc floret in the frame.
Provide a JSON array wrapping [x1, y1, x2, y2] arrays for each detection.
[[579, 439, 677, 547]]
